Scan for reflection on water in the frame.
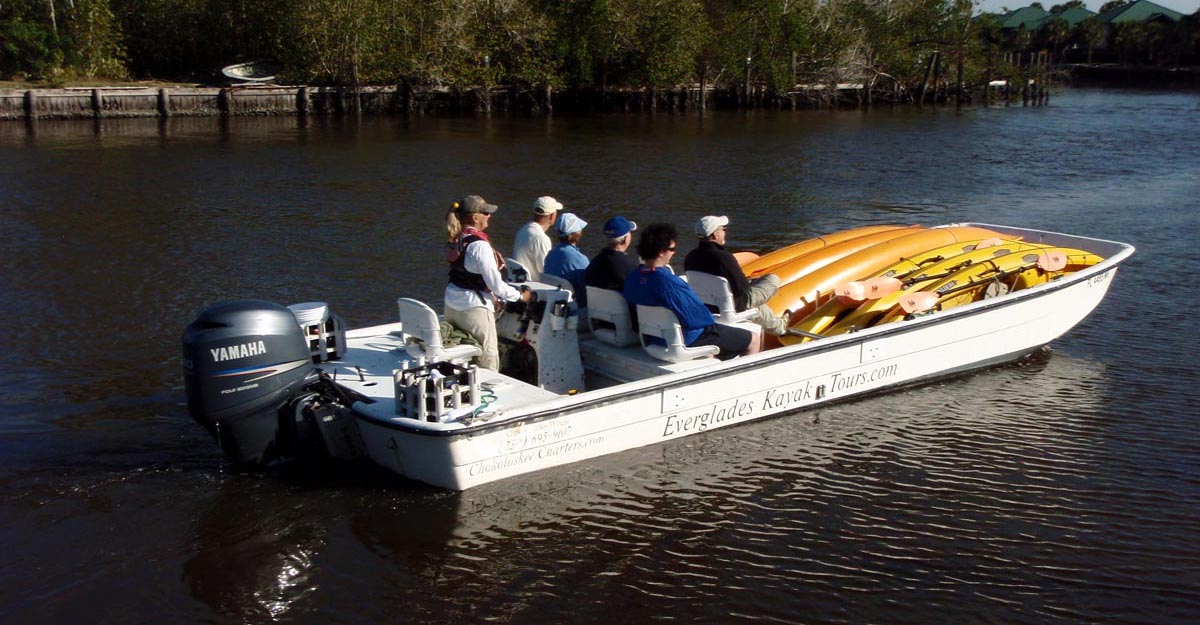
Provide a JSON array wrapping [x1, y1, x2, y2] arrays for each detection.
[[1, 89, 1198, 624], [183, 480, 327, 621]]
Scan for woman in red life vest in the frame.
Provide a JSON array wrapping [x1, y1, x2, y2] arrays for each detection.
[[443, 195, 532, 370]]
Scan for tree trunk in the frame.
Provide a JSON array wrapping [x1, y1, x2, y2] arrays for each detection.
[[955, 51, 964, 108], [743, 56, 751, 109], [918, 51, 937, 106]]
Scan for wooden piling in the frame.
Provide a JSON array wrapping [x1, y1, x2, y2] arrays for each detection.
[[24, 90, 36, 119], [297, 86, 309, 116], [91, 89, 102, 117], [157, 88, 170, 117]]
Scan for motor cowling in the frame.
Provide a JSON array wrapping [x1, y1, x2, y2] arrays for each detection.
[[183, 300, 319, 466]]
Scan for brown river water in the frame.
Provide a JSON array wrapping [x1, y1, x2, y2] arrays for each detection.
[[1, 89, 1197, 624]]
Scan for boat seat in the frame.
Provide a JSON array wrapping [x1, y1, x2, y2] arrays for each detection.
[[540, 273, 588, 329], [504, 257, 529, 283], [586, 286, 637, 347], [685, 271, 760, 324], [396, 297, 482, 365], [539, 273, 575, 294], [635, 305, 719, 363], [579, 336, 715, 384]]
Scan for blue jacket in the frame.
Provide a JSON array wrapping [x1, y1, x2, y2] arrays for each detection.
[[622, 265, 714, 345], [544, 243, 591, 306]]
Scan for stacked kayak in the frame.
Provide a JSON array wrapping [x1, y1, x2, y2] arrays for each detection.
[[740, 224, 1105, 346]]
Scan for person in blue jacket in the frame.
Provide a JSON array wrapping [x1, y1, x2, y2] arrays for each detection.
[[543, 212, 591, 307], [622, 223, 759, 360]]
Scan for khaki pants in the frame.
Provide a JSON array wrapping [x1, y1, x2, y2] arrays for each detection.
[[745, 274, 789, 335], [444, 305, 499, 370], [746, 274, 780, 309]]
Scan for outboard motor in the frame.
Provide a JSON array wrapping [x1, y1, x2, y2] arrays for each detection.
[[183, 300, 346, 467]]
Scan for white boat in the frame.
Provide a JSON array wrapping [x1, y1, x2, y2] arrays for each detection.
[[182, 223, 1133, 490], [220, 61, 279, 83]]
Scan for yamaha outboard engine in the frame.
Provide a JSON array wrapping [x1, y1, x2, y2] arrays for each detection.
[[183, 300, 331, 466]]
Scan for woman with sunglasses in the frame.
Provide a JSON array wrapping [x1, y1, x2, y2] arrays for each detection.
[[622, 223, 760, 360]]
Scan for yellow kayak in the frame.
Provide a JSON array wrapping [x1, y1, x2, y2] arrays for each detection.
[[784, 239, 1048, 343], [766, 226, 1004, 319], [742, 224, 912, 278], [811, 242, 1064, 339], [872, 248, 1106, 326], [763, 226, 924, 286]]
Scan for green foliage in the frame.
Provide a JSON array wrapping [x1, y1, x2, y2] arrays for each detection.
[[3, 0, 1196, 96], [64, 0, 128, 79], [625, 0, 707, 88], [0, 9, 63, 79], [1049, 1, 1085, 13]]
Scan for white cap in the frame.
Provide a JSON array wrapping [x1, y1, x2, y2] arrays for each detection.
[[555, 212, 588, 235], [534, 196, 563, 215], [695, 215, 730, 237]]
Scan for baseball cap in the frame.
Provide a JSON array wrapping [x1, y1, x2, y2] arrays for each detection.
[[533, 196, 563, 215], [695, 215, 730, 237], [603, 216, 638, 239], [555, 212, 588, 235], [456, 195, 498, 214]]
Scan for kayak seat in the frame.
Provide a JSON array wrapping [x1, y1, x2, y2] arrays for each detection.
[[685, 271, 760, 325], [635, 305, 719, 363], [396, 297, 482, 366], [586, 286, 637, 347]]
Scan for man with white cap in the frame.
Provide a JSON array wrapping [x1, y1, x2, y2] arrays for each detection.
[[544, 212, 590, 307], [585, 216, 639, 292], [684, 215, 788, 335], [512, 195, 561, 281]]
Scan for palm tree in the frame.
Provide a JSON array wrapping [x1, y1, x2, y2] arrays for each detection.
[[1041, 17, 1070, 63], [1072, 16, 1104, 63]]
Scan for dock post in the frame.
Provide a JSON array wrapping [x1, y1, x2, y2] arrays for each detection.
[[91, 88, 103, 118], [157, 88, 170, 117], [24, 90, 36, 119], [218, 88, 231, 116], [334, 87, 345, 115], [297, 87, 309, 116]]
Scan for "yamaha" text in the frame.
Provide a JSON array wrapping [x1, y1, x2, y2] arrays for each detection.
[[210, 340, 267, 362]]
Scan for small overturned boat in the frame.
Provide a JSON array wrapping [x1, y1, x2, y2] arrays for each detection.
[[220, 60, 280, 83], [182, 223, 1133, 490]]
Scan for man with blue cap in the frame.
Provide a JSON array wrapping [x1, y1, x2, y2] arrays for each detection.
[[543, 212, 591, 306], [585, 216, 639, 292]]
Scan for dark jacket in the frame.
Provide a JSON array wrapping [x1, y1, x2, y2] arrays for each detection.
[[586, 247, 639, 292], [683, 240, 752, 310]]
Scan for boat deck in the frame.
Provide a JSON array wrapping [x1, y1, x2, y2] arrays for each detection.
[[578, 335, 718, 384], [320, 323, 561, 428]]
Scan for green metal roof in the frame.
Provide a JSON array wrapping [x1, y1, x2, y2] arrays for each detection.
[[1001, 6, 1049, 29], [1095, 0, 1184, 23], [1041, 6, 1097, 26]]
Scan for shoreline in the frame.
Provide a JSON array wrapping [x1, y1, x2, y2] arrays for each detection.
[[2, 66, 1193, 121]]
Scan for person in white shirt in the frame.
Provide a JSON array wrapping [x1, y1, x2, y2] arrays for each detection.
[[511, 195, 561, 281], [444, 195, 532, 370]]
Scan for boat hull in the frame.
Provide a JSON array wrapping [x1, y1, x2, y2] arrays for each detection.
[[351, 226, 1128, 490]]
